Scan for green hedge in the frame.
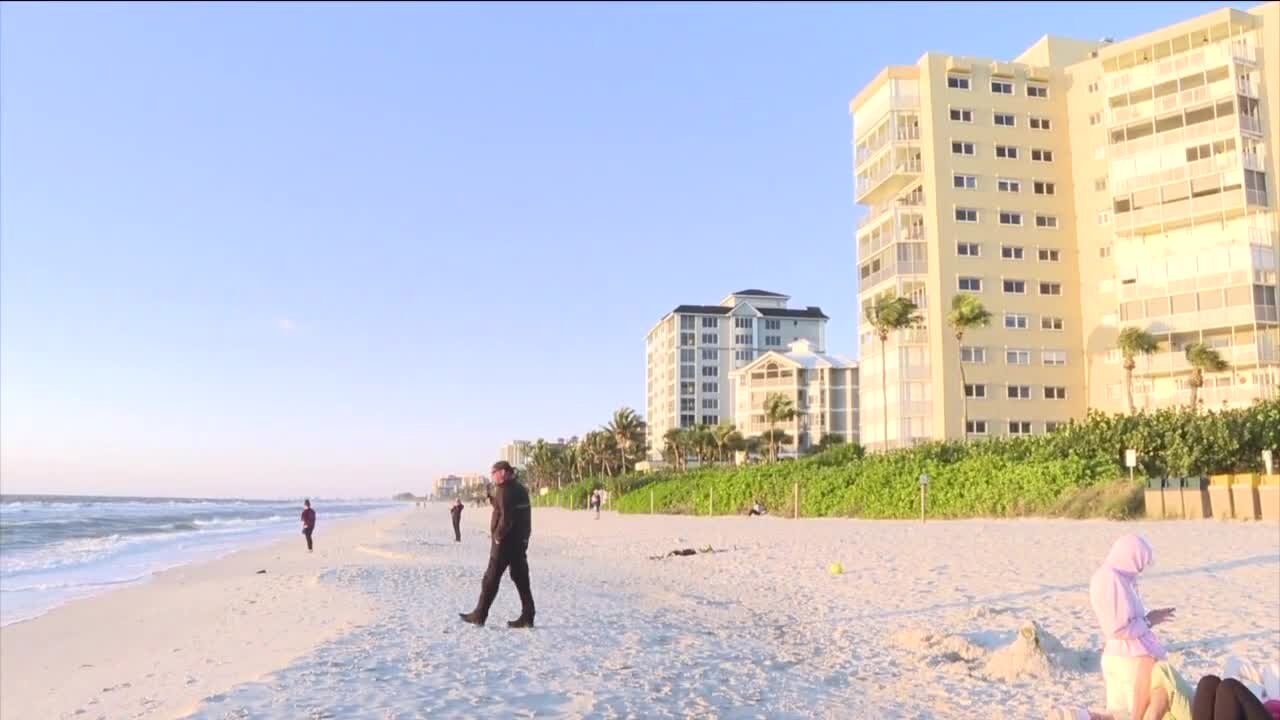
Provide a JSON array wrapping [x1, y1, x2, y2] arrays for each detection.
[[542, 401, 1279, 519]]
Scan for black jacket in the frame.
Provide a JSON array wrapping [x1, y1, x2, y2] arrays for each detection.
[[450, 503, 463, 520], [489, 480, 532, 546]]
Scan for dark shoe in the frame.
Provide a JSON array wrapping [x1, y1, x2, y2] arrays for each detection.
[[459, 612, 485, 626], [506, 617, 535, 629]]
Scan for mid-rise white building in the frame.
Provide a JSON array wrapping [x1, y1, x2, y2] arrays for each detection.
[[731, 339, 860, 456], [645, 290, 829, 458]]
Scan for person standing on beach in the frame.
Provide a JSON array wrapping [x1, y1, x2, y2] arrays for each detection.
[[450, 497, 464, 542], [459, 461, 535, 629], [301, 499, 316, 552]]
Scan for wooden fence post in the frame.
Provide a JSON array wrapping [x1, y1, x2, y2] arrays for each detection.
[[794, 482, 799, 519], [650, 489, 655, 515]]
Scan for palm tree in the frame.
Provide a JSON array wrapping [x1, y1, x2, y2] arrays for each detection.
[[760, 429, 793, 463], [1184, 342, 1229, 410], [1116, 327, 1160, 414], [663, 428, 687, 471], [763, 393, 797, 462], [863, 292, 921, 450], [605, 408, 643, 475], [946, 294, 993, 437], [711, 423, 740, 463]]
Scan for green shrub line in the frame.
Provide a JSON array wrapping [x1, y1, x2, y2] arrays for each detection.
[[533, 402, 1279, 520]]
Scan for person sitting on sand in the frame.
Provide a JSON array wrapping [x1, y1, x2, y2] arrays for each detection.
[[747, 500, 766, 517]]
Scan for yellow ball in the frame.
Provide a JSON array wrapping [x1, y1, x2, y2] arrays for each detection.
[[828, 562, 844, 576]]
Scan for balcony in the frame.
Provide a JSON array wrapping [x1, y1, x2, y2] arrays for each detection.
[[857, 188, 926, 229], [855, 117, 921, 167], [858, 209, 926, 258], [856, 153, 923, 203], [1143, 343, 1276, 377], [1241, 115, 1263, 136]]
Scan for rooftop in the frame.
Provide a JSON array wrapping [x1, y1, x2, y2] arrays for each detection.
[[670, 304, 828, 320]]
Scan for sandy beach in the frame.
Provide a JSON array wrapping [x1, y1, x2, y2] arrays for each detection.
[[2, 505, 1277, 719]]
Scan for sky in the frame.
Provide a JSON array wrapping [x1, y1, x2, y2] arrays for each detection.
[[0, 1, 1240, 499]]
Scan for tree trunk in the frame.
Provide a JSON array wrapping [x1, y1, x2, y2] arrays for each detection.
[[879, 332, 890, 451], [1189, 370, 1202, 411], [1124, 358, 1136, 415], [956, 331, 969, 438]]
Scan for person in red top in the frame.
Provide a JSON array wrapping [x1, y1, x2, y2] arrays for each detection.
[[301, 499, 316, 552]]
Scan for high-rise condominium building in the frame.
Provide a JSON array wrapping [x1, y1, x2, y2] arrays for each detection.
[[852, 2, 1279, 451], [730, 339, 859, 457], [645, 290, 828, 459]]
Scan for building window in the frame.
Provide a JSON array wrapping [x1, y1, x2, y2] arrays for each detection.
[[997, 178, 1021, 193], [680, 414, 696, 427], [681, 398, 696, 412], [680, 349, 696, 362], [1031, 148, 1054, 162], [1097, 211, 1111, 225], [701, 349, 719, 361], [680, 316, 697, 330], [1008, 421, 1033, 435], [958, 276, 983, 292], [1004, 313, 1029, 329], [1087, 81, 1098, 93], [701, 398, 719, 410], [995, 144, 1019, 159], [765, 335, 782, 347], [735, 350, 753, 362], [681, 382, 696, 395], [1094, 177, 1107, 191], [734, 333, 752, 345], [1007, 384, 1032, 400], [701, 332, 717, 344], [964, 383, 988, 399], [701, 317, 719, 328], [999, 211, 1023, 226], [994, 112, 1016, 127], [1035, 214, 1059, 229], [1089, 112, 1102, 125], [1041, 315, 1064, 331], [1006, 349, 1031, 366], [680, 365, 696, 379], [957, 242, 980, 257], [1003, 279, 1027, 294], [1029, 116, 1052, 130], [952, 141, 976, 156], [955, 207, 978, 223], [953, 173, 977, 189], [1046, 421, 1064, 432], [1044, 386, 1067, 400], [701, 381, 718, 393], [1099, 245, 1112, 258], [991, 80, 1014, 95], [734, 317, 754, 329], [1043, 349, 1067, 366], [1039, 282, 1063, 296], [1033, 181, 1056, 196], [680, 332, 696, 346], [1001, 245, 1024, 260], [950, 108, 974, 122], [960, 346, 987, 364], [764, 319, 781, 330], [701, 365, 719, 377], [948, 74, 971, 90], [1026, 84, 1048, 98], [966, 420, 989, 435]]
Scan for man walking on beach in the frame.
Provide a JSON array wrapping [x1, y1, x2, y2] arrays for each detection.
[[460, 461, 535, 629], [301, 499, 316, 552], [450, 497, 464, 542]]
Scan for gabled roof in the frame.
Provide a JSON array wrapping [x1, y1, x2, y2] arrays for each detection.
[[669, 304, 828, 319], [731, 289, 787, 298], [730, 340, 857, 376]]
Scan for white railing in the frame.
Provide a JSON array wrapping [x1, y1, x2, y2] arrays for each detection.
[[1241, 116, 1263, 135]]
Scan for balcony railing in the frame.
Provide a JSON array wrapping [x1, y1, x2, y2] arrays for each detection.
[[857, 191, 926, 228], [855, 126, 922, 167], [1241, 115, 1263, 135], [856, 157, 923, 200]]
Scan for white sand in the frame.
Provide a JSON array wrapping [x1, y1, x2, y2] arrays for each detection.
[[3, 506, 1277, 719]]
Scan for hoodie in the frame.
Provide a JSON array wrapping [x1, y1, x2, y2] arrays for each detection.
[[1089, 534, 1166, 659]]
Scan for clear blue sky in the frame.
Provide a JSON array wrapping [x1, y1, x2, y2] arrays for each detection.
[[0, 1, 1235, 498]]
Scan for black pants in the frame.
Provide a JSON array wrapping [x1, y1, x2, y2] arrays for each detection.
[[452, 516, 461, 542], [1193, 675, 1271, 720], [303, 527, 313, 551], [472, 541, 534, 621]]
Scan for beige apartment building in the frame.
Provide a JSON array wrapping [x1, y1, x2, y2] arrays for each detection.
[[851, 2, 1279, 450], [730, 339, 859, 457], [645, 290, 829, 459]]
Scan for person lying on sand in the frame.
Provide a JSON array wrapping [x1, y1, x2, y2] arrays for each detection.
[[747, 501, 766, 517]]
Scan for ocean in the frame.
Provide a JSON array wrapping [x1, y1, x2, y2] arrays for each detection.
[[0, 494, 398, 626]]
